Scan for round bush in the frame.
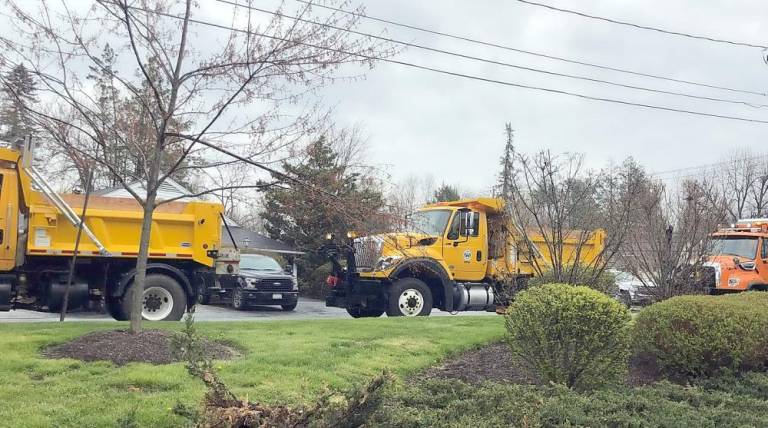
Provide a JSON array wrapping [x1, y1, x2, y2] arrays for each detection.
[[632, 292, 768, 378], [505, 283, 631, 389]]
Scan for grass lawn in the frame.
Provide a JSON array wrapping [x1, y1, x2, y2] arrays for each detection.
[[0, 316, 504, 427]]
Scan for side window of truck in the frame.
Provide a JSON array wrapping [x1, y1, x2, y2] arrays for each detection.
[[465, 212, 480, 237], [446, 213, 460, 240], [762, 239, 768, 259]]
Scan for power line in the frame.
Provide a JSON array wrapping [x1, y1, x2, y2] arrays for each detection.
[[219, 0, 768, 109], [293, 0, 766, 97], [515, 0, 768, 50], [651, 154, 768, 177], [129, 5, 768, 125]]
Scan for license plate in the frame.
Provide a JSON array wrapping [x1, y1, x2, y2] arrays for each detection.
[[272, 293, 283, 299]]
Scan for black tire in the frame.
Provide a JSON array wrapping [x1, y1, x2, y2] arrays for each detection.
[[105, 296, 128, 321], [346, 306, 385, 318], [231, 287, 247, 310], [281, 302, 298, 311], [120, 274, 186, 321], [196, 283, 211, 305], [386, 278, 433, 317]]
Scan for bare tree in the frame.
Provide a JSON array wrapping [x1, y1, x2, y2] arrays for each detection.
[[621, 179, 724, 301], [506, 150, 643, 291], [1, 0, 391, 333]]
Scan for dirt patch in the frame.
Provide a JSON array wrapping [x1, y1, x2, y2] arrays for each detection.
[[421, 343, 664, 386], [421, 343, 538, 385], [42, 329, 239, 365]]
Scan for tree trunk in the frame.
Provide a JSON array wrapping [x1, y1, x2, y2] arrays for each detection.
[[129, 150, 162, 334]]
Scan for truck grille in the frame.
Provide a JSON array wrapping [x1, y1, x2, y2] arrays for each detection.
[[257, 278, 294, 292], [353, 236, 384, 271]]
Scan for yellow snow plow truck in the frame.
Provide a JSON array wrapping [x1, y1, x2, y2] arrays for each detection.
[[0, 139, 228, 321], [324, 197, 605, 317]]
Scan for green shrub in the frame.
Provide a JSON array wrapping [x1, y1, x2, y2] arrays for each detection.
[[528, 266, 617, 294], [370, 374, 768, 428], [633, 292, 768, 378], [505, 283, 631, 389]]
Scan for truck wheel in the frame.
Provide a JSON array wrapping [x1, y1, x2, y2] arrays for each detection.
[[386, 278, 432, 317], [105, 296, 128, 321], [121, 274, 186, 321], [346, 306, 384, 318], [232, 287, 247, 310], [196, 284, 211, 305], [281, 302, 298, 311]]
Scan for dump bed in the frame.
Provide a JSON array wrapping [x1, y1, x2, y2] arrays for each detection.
[[26, 194, 222, 267]]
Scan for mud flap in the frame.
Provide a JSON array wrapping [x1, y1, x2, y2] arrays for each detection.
[[0, 282, 11, 311]]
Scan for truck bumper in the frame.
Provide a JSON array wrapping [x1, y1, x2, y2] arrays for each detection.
[[326, 279, 387, 309], [241, 290, 298, 306]]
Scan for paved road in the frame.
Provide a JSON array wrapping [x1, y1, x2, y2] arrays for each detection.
[[0, 298, 496, 322]]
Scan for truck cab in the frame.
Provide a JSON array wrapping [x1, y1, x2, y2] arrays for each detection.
[[706, 219, 768, 293]]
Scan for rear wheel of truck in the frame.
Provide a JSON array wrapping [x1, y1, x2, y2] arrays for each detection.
[[121, 274, 186, 321], [386, 278, 432, 317], [346, 306, 384, 318], [196, 283, 211, 305], [105, 296, 128, 321]]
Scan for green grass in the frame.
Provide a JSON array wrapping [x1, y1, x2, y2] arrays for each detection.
[[0, 316, 504, 427]]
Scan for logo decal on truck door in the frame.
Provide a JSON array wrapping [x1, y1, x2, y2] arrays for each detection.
[[463, 249, 472, 262]]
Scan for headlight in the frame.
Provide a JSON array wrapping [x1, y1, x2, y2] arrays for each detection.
[[292, 277, 298, 291], [375, 255, 402, 271], [246, 278, 262, 289]]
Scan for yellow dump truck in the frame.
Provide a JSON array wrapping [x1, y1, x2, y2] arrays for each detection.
[[0, 140, 226, 321], [324, 197, 605, 317]]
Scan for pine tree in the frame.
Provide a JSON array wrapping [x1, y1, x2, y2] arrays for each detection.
[[430, 183, 461, 203], [261, 137, 384, 295], [495, 123, 515, 202], [0, 64, 38, 141]]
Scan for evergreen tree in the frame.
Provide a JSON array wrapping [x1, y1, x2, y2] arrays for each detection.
[[0, 64, 38, 141], [261, 137, 384, 294], [430, 183, 461, 203], [495, 123, 515, 201]]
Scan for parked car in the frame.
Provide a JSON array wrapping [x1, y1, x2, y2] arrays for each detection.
[[232, 254, 299, 311], [612, 270, 655, 307]]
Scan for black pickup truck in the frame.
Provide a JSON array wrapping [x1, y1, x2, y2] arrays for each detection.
[[199, 253, 299, 311]]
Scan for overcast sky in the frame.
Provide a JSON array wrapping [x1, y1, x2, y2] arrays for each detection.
[[302, 0, 768, 194]]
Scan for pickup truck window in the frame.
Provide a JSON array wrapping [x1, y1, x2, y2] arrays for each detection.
[[711, 236, 758, 260], [240, 254, 282, 272]]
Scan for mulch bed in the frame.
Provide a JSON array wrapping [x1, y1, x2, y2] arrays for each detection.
[[42, 329, 239, 365], [421, 343, 538, 385], [421, 342, 663, 386]]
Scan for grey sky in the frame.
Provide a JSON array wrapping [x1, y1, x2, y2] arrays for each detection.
[[312, 0, 768, 193]]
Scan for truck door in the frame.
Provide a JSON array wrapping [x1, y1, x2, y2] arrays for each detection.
[[0, 169, 18, 271], [443, 210, 487, 281]]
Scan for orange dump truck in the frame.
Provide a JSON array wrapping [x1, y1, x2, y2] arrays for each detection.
[[706, 219, 768, 293]]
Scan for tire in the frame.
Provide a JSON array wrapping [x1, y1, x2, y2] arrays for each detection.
[[196, 283, 211, 305], [346, 306, 385, 318], [105, 296, 128, 321], [231, 287, 247, 310], [120, 274, 186, 321], [281, 302, 298, 311], [386, 278, 433, 317]]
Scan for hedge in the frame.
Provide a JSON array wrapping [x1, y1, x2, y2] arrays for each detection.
[[505, 283, 631, 389], [633, 292, 768, 378]]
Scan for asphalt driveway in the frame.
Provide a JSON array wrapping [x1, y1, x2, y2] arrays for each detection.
[[0, 298, 496, 322]]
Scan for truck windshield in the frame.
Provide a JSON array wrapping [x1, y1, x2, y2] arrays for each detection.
[[240, 255, 283, 271], [407, 210, 452, 236], [710, 236, 758, 259]]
